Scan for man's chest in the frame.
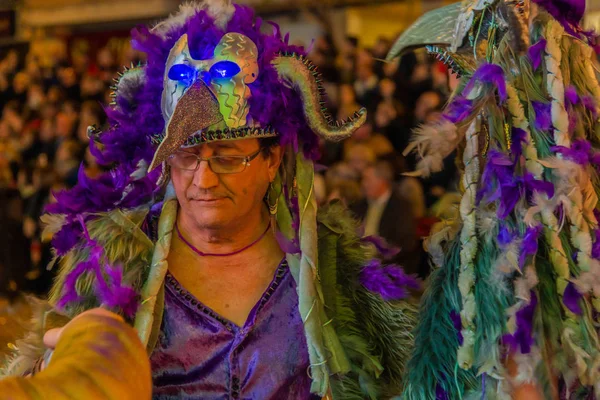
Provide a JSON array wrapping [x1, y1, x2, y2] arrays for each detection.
[[150, 264, 313, 400]]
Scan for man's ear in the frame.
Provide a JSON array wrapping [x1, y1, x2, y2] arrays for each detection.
[[267, 145, 284, 181]]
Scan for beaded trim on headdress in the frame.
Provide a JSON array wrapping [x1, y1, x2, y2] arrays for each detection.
[[150, 126, 278, 147]]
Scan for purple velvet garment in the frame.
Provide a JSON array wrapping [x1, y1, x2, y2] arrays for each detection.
[[150, 259, 315, 400]]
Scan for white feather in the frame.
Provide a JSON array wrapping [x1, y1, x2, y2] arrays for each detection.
[[404, 119, 462, 177], [512, 346, 542, 384], [130, 159, 149, 181], [152, 0, 235, 37]]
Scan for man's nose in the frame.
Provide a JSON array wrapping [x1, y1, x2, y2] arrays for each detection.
[[192, 159, 219, 189]]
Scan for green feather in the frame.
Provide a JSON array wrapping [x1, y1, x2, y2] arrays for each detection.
[[402, 238, 477, 400]]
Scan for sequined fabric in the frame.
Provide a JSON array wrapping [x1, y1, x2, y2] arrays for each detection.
[[150, 259, 315, 399]]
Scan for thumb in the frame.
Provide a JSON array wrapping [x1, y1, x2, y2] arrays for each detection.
[[43, 327, 64, 350]]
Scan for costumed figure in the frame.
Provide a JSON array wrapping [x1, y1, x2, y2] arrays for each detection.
[[388, 0, 600, 398], [1, 1, 419, 399]]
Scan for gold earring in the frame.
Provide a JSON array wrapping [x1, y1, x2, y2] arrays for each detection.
[[266, 181, 278, 215]]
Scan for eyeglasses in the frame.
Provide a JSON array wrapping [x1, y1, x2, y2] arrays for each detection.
[[167, 148, 263, 174]]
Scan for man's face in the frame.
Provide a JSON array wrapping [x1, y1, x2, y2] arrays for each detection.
[[362, 167, 387, 201], [171, 138, 282, 230]]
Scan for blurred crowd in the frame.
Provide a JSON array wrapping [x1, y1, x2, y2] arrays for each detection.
[[0, 42, 144, 299], [0, 31, 459, 300]]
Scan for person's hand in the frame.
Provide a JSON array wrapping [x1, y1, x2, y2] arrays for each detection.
[[41, 308, 123, 369]]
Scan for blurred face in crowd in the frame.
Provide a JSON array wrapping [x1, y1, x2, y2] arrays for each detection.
[[41, 103, 57, 120], [379, 79, 396, 99], [13, 72, 30, 94], [39, 119, 55, 142], [81, 74, 104, 97], [309, 50, 326, 67], [2, 50, 18, 72], [25, 59, 41, 80], [56, 141, 78, 163], [27, 84, 45, 110], [382, 58, 399, 78], [315, 36, 331, 53], [353, 122, 373, 141], [47, 86, 64, 104], [170, 138, 282, 232], [0, 121, 10, 140], [97, 47, 115, 69], [346, 145, 375, 175], [415, 91, 442, 122], [373, 37, 390, 58], [342, 37, 358, 55], [356, 49, 372, 67], [72, 53, 90, 73], [411, 62, 430, 83], [375, 103, 395, 129], [55, 112, 75, 139], [356, 63, 374, 81], [60, 67, 78, 87], [339, 84, 356, 106], [362, 166, 390, 201]]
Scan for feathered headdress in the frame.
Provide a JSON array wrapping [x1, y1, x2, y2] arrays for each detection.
[[389, 0, 600, 398]]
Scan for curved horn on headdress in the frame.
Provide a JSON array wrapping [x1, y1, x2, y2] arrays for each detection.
[[386, 2, 462, 61], [499, 0, 530, 54], [272, 53, 366, 142]]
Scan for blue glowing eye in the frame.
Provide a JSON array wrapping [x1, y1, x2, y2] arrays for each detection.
[[209, 61, 241, 80], [168, 64, 197, 83]]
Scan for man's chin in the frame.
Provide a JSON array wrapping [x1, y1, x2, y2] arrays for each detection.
[[188, 209, 230, 230]]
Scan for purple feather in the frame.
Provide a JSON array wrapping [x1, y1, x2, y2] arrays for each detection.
[[563, 281, 583, 315], [582, 95, 598, 118], [57, 218, 139, 317], [519, 225, 543, 268], [511, 128, 527, 161], [565, 86, 580, 105], [502, 290, 538, 354], [361, 235, 401, 260], [592, 229, 600, 259], [528, 39, 547, 70], [360, 259, 420, 301], [443, 96, 473, 124], [532, 101, 552, 131], [531, 0, 586, 37], [478, 149, 554, 219], [497, 224, 513, 247], [449, 310, 464, 346], [94, 264, 139, 318], [463, 63, 507, 102], [436, 384, 450, 400], [552, 139, 597, 165]]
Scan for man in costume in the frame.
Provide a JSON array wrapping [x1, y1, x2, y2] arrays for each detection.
[[388, 0, 600, 398], [1, 1, 419, 399]]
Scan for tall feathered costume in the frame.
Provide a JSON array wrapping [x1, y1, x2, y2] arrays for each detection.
[[388, 0, 600, 398], [1, 1, 418, 398]]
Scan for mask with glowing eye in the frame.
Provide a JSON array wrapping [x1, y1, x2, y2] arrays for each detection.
[[162, 32, 259, 130]]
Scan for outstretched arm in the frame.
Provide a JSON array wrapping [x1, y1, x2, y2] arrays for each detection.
[[0, 309, 151, 400]]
